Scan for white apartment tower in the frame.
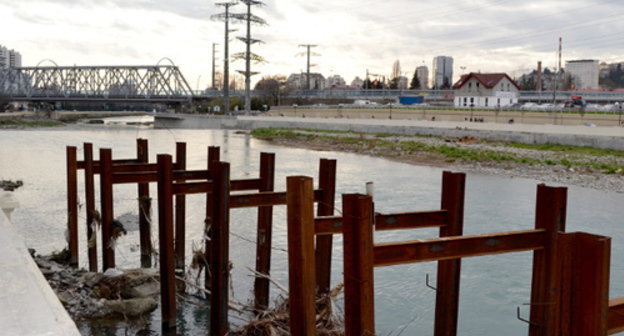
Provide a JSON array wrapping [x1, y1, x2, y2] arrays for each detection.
[[9, 50, 22, 67], [432, 56, 453, 89], [565, 59, 599, 90], [416, 65, 429, 89], [0, 45, 22, 68]]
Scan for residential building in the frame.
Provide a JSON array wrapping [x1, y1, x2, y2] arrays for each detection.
[[416, 65, 429, 89], [326, 74, 346, 88], [432, 56, 453, 89], [9, 50, 21, 67], [396, 76, 409, 90], [285, 73, 326, 90], [0, 46, 9, 69], [565, 59, 599, 90], [452, 72, 519, 108], [0, 45, 22, 68], [351, 76, 364, 88]]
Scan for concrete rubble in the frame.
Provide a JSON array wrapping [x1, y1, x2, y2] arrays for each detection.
[[33, 252, 160, 320]]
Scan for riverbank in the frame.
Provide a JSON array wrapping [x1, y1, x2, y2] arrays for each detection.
[[251, 128, 624, 193]]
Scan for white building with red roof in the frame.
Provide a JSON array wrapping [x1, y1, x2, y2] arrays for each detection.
[[452, 72, 520, 108]]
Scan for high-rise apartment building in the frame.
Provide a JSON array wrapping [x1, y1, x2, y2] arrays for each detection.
[[9, 50, 22, 67], [415, 65, 429, 89], [432, 56, 453, 89], [0, 45, 22, 68], [565, 59, 599, 90]]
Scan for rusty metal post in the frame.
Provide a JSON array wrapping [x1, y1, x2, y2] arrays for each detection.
[[286, 176, 317, 335], [66, 146, 79, 267], [254, 152, 275, 311], [83, 143, 97, 272], [209, 161, 231, 336], [204, 146, 220, 291], [137, 138, 152, 268], [174, 142, 187, 271], [99, 148, 115, 270], [559, 232, 610, 336], [157, 154, 177, 331], [342, 193, 375, 336], [208, 146, 220, 164], [315, 158, 337, 294], [434, 171, 466, 336], [528, 184, 567, 336]]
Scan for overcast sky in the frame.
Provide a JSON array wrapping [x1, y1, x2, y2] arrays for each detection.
[[1, 0, 623, 88]]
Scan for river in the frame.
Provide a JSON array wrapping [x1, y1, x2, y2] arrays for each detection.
[[1, 124, 622, 335]]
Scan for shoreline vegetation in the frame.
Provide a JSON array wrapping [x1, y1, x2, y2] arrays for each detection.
[[250, 128, 624, 193], [0, 118, 64, 128]]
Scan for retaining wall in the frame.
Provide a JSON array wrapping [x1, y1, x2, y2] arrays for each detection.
[[0, 198, 80, 336]]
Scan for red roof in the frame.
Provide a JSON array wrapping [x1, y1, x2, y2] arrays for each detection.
[[452, 72, 520, 90]]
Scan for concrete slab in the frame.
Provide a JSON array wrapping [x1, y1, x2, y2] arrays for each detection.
[[0, 208, 80, 336]]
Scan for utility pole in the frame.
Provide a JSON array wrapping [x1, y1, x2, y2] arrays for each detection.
[[212, 1, 239, 115], [298, 44, 319, 90], [232, 1, 266, 115], [212, 43, 219, 90], [553, 37, 562, 104]]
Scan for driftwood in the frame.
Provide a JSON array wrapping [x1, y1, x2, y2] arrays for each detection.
[[231, 282, 345, 336]]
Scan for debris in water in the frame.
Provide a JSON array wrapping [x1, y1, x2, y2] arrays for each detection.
[[0, 179, 23, 191]]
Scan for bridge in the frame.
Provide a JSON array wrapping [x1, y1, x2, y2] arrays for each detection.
[[0, 61, 194, 104]]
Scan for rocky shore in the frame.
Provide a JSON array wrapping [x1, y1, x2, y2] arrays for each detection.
[[252, 129, 624, 193], [33, 251, 159, 322]]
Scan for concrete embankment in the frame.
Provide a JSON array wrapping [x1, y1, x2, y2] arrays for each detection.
[[154, 114, 624, 151], [0, 194, 80, 335]]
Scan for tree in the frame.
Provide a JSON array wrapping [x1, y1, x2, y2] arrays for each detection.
[[410, 70, 421, 90], [254, 75, 287, 105], [389, 60, 401, 89]]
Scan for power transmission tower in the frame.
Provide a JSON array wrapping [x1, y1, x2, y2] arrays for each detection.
[[231, 0, 266, 115], [212, 43, 219, 90], [297, 44, 319, 90], [212, 1, 239, 115]]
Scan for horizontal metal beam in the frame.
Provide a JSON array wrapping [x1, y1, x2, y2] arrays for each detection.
[[373, 229, 546, 267], [230, 189, 324, 209], [314, 210, 449, 235], [608, 298, 624, 335]]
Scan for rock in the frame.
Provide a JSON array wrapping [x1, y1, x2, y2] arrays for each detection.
[[104, 268, 124, 278], [122, 281, 160, 298], [119, 268, 160, 298], [81, 272, 105, 287], [104, 298, 158, 317]]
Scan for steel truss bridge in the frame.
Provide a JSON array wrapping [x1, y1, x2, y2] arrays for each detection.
[[0, 64, 194, 103]]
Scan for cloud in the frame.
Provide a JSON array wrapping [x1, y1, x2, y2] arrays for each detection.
[[2, 0, 623, 88]]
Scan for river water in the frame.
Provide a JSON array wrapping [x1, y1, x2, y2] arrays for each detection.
[[1, 123, 623, 335]]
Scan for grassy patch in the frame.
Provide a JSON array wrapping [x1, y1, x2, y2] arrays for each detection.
[[251, 128, 624, 175], [0, 119, 64, 128], [509, 142, 624, 158]]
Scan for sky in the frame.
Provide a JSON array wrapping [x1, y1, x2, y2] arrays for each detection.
[[1, 0, 623, 89]]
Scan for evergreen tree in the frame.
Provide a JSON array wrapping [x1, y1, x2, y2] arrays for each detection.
[[410, 71, 421, 89]]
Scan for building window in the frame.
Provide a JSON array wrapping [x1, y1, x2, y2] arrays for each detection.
[[485, 98, 488, 107], [507, 83, 510, 91], [476, 82, 480, 88], [463, 97, 467, 107]]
